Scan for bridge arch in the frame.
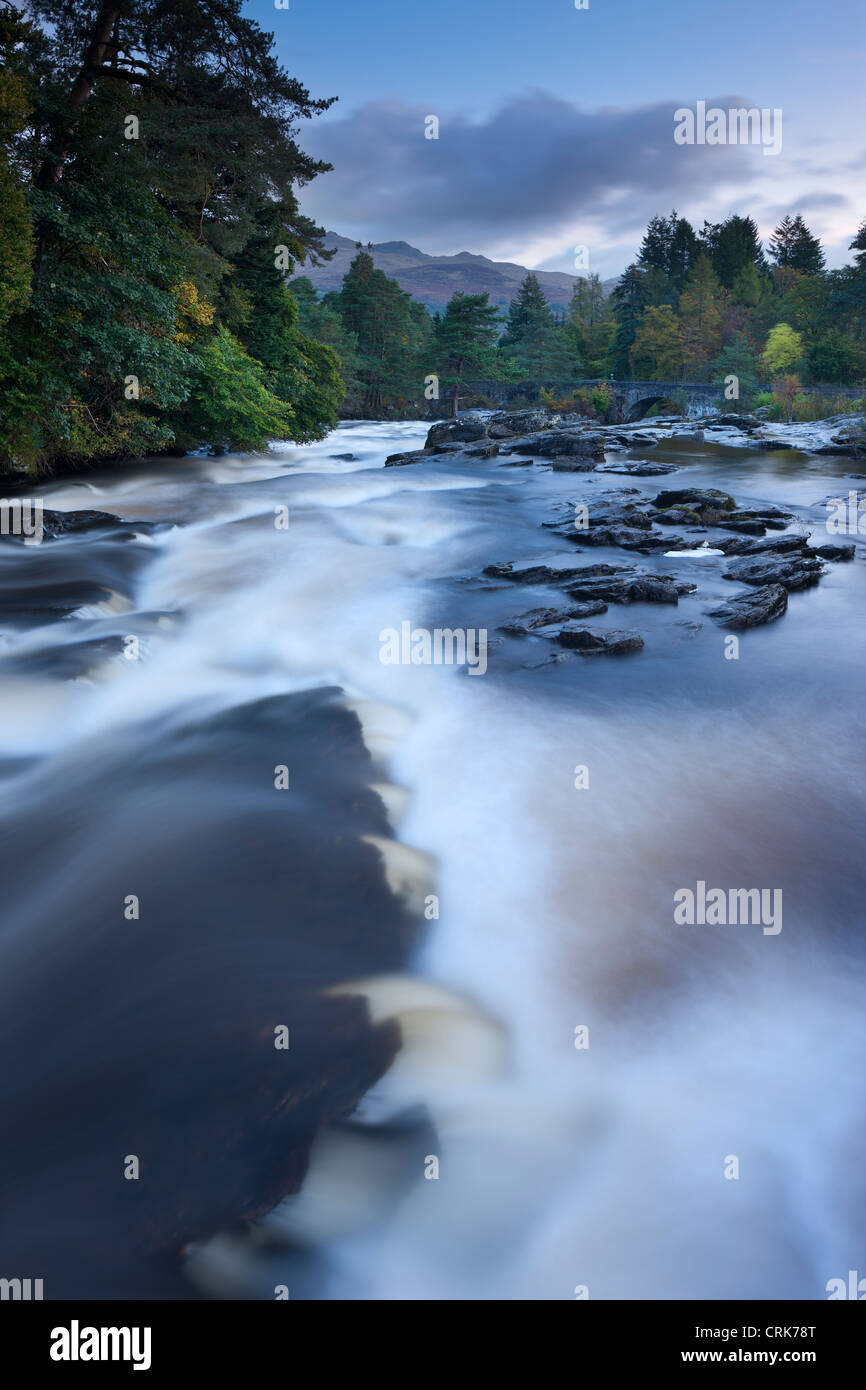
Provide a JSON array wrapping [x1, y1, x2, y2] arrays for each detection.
[[622, 394, 682, 423]]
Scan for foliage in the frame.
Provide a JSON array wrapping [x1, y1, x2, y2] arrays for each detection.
[[1, 0, 342, 476]]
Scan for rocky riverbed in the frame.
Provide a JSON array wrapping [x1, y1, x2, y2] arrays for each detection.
[[383, 408, 861, 655]]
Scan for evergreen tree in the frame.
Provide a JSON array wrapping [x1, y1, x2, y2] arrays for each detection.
[[435, 292, 500, 417], [768, 215, 826, 275], [637, 211, 699, 295], [700, 215, 766, 290], [564, 274, 615, 376], [500, 273, 572, 380], [335, 252, 430, 412], [711, 332, 760, 396], [610, 265, 651, 376]]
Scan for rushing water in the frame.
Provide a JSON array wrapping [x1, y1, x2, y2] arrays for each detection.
[[1, 421, 864, 1299]]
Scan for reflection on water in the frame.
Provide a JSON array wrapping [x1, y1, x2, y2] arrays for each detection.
[[0, 421, 864, 1299]]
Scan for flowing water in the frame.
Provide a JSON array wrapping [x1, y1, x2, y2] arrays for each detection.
[[1, 421, 864, 1299]]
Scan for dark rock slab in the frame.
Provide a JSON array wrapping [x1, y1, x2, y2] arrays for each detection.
[[708, 583, 788, 628], [507, 431, 605, 461], [716, 533, 810, 557], [653, 487, 737, 512], [426, 419, 488, 447], [555, 624, 644, 655], [596, 461, 679, 476], [498, 600, 608, 634], [810, 542, 855, 560], [725, 555, 824, 590]]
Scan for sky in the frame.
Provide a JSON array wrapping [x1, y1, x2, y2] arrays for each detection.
[[246, 0, 866, 280]]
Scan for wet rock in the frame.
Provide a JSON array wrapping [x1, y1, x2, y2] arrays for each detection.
[[555, 624, 644, 655], [653, 487, 737, 513], [564, 569, 682, 604], [425, 419, 488, 447], [484, 560, 592, 585], [708, 583, 788, 628], [37, 509, 122, 539], [496, 409, 550, 434], [596, 461, 679, 476], [330, 453, 357, 461], [715, 533, 810, 557], [385, 448, 428, 467], [508, 431, 605, 462], [718, 519, 766, 536], [550, 456, 600, 472], [499, 600, 608, 634], [810, 542, 855, 560], [671, 428, 705, 442], [725, 555, 824, 590], [650, 507, 701, 526], [708, 414, 760, 429]]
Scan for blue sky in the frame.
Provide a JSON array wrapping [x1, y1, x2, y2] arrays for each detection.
[[247, 0, 866, 278]]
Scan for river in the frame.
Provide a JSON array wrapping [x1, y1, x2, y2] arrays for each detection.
[[0, 420, 863, 1299]]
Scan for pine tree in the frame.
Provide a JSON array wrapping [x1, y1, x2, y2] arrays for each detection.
[[701, 215, 767, 290], [610, 265, 651, 376], [768, 216, 826, 275], [435, 292, 501, 417], [499, 273, 572, 380]]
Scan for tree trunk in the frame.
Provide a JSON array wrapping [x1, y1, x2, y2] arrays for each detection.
[[38, 1, 124, 186]]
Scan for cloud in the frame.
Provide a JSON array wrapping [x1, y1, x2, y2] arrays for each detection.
[[299, 91, 766, 265]]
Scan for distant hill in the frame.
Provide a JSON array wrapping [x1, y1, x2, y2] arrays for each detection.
[[297, 232, 619, 312]]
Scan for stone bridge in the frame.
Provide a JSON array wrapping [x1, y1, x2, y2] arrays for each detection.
[[462, 379, 862, 423]]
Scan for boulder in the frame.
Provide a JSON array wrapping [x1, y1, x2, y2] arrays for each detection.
[[425, 418, 488, 448], [555, 624, 644, 655], [708, 583, 788, 628], [499, 600, 608, 635], [653, 487, 737, 513], [810, 542, 855, 561], [509, 431, 605, 461], [724, 555, 824, 590], [385, 449, 429, 467], [715, 533, 809, 557]]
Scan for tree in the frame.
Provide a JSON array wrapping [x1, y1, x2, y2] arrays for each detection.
[[500, 273, 572, 380], [678, 255, 723, 379], [637, 211, 699, 296], [806, 331, 864, 385], [629, 306, 683, 380], [435, 292, 500, 417], [768, 215, 826, 275], [610, 265, 651, 376], [701, 215, 767, 290], [335, 252, 430, 412], [761, 323, 803, 377], [564, 274, 614, 376], [1, 0, 341, 474], [712, 333, 760, 397]]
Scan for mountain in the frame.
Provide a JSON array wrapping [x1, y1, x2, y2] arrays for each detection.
[[297, 232, 618, 312]]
